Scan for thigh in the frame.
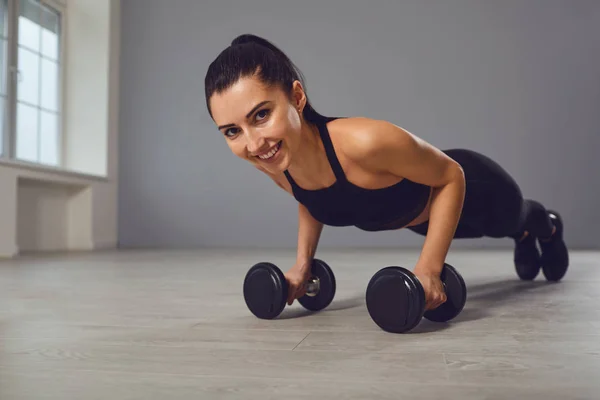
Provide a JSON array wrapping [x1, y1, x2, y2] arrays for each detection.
[[444, 149, 522, 195], [407, 178, 489, 239], [408, 149, 524, 238], [447, 149, 525, 238]]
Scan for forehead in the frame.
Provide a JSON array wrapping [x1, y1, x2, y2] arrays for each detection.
[[210, 76, 281, 124]]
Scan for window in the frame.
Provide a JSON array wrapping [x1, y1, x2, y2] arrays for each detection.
[[0, 0, 63, 167], [1, 0, 8, 157]]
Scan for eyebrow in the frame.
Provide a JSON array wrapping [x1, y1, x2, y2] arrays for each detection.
[[217, 100, 271, 130]]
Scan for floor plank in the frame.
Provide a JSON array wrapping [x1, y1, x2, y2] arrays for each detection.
[[1, 248, 599, 399], [1, 367, 596, 400]]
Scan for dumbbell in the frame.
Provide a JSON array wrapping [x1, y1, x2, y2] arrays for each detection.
[[243, 258, 336, 319], [366, 263, 467, 333]]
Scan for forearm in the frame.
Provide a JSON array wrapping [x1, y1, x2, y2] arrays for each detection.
[[416, 171, 466, 275], [295, 203, 324, 271]]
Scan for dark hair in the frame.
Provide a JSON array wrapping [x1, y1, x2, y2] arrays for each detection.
[[204, 33, 326, 124]]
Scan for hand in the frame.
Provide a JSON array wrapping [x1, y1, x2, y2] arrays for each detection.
[[284, 262, 312, 306], [413, 268, 447, 311]]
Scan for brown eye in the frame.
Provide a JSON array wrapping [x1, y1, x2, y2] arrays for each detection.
[[256, 109, 270, 121], [224, 128, 240, 137]]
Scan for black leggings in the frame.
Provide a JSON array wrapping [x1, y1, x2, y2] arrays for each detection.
[[407, 149, 554, 240]]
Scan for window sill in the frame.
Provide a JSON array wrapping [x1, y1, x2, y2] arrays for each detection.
[[0, 157, 109, 185]]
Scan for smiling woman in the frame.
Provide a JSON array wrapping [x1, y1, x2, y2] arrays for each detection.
[[205, 37, 326, 179], [204, 33, 569, 310]]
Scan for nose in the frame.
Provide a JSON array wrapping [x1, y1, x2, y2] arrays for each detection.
[[246, 130, 268, 156]]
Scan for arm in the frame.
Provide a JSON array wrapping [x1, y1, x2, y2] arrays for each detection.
[[262, 169, 324, 269], [285, 203, 324, 304], [260, 168, 325, 303], [347, 119, 466, 276], [415, 166, 465, 276], [295, 202, 324, 271]]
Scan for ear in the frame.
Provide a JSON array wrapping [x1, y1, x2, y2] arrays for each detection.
[[291, 80, 307, 112]]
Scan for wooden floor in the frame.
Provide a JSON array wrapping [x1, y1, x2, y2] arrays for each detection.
[[1, 247, 599, 399]]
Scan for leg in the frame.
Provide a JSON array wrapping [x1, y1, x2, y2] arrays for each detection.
[[408, 148, 520, 239], [407, 149, 569, 280], [456, 149, 570, 281], [512, 199, 554, 239], [509, 199, 569, 281], [508, 199, 552, 280]]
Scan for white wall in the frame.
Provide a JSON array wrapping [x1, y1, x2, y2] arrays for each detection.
[[17, 178, 73, 252], [0, 0, 120, 258], [119, 0, 600, 250]]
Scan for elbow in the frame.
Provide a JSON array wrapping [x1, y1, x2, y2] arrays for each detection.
[[439, 160, 465, 188], [452, 164, 466, 199], [453, 162, 465, 185], [451, 163, 466, 201]]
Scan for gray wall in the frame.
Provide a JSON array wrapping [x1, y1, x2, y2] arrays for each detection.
[[119, 0, 600, 250]]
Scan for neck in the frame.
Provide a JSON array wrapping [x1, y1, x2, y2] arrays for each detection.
[[286, 120, 328, 181]]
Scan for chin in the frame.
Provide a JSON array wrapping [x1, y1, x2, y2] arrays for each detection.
[[277, 154, 290, 171], [264, 159, 287, 174], [256, 142, 290, 173]]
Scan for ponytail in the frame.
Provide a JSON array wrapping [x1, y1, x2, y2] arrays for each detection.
[[205, 34, 326, 124]]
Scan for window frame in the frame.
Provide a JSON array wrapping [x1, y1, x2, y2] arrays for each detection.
[[1, 0, 12, 158], [1, 0, 66, 167]]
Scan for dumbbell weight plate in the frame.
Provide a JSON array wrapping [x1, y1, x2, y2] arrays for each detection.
[[366, 266, 426, 333], [423, 263, 467, 323], [297, 259, 336, 311], [243, 262, 288, 319]]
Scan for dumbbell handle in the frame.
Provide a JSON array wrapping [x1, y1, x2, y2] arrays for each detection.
[[305, 276, 320, 297]]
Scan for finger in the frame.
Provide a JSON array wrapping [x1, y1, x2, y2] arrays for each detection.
[[437, 295, 445, 308], [297, 284, 307, 299], [438, 292, 447, 306], [438, 295, 447, 308], [429, 295, 443, 310], [428, 292, 437, 310], [284, 277, 292, 305], [287, 287, 296, 305], [426, 298, 434, 311]]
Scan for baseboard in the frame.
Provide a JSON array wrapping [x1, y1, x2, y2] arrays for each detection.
[[0, 244, 19, 259], [93, 239, 117, 250]]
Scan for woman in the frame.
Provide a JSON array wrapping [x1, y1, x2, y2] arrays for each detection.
[[204, 34, 569, 311]]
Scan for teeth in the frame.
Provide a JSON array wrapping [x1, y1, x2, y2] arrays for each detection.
[[259, 142, 280, 160]]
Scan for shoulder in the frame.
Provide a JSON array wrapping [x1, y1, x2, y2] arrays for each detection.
[[327, 117, 424, 174], [327, 117, 463, 187]]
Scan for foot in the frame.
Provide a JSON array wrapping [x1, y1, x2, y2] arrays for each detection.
[[538, 210, 569, 281], [513, 231, 541, 280]]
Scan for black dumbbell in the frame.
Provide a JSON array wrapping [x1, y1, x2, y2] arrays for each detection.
[[365, 263, 467, 333], [243, 258, 336, 319]]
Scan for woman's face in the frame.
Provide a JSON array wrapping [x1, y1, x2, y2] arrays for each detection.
[[209, 75, 307, 175]]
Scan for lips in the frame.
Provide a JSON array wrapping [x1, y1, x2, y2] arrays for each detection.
[[256, 141, 282, 160]]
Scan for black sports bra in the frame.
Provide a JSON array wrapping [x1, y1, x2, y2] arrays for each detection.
[[283, 116, 431, 232]]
